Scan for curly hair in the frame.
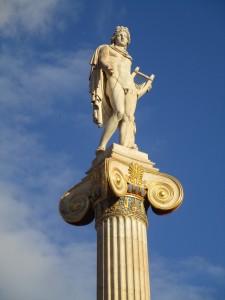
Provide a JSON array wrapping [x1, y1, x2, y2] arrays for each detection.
[[111, 26, 131, 46]]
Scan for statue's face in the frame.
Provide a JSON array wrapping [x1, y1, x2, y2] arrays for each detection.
[[115, 31, 129, 47]]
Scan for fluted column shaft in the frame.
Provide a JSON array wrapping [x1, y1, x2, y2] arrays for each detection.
[[95, 195, 150, 300]]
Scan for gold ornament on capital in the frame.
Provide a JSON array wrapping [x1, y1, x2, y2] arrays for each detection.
[[108, 166, 127, 197]]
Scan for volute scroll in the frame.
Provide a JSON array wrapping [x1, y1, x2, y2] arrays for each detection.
[[146, 175, 183, 215], [58, 177, 94, 226], [106, 158, 183, 214]]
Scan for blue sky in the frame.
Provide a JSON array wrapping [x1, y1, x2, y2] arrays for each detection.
[[0, 0, 224, 299]]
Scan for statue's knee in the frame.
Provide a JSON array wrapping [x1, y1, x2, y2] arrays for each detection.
[[129, 116, 135, 123], [117, 111, 124, 120], [123, 115, 129, 122]]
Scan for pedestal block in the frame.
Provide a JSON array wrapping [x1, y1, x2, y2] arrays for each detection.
[[58, 144, 183, 299]]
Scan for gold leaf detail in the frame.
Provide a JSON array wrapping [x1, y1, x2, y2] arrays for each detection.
[[108, 167, 127, 197], [147, 182, 175, 209], [127, 163, 144, 186]]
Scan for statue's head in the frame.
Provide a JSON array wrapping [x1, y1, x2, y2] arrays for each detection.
[[111, 26, 131, 47]]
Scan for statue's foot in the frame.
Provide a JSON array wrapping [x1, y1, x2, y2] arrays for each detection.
[[95, 146, 106, 155], [131, 144, 138, 150]]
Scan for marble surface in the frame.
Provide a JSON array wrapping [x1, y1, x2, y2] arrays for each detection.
[[97, 215, 150, 300], [90, 26, 154, 153]]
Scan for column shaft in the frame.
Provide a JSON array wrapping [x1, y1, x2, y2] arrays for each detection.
[[97, 215, 150, 300]]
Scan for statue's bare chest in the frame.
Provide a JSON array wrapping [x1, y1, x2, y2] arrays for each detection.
[[108, 49, 131, 69]]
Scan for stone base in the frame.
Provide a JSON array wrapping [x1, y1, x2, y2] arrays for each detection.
[[92, 143, 158, 171]]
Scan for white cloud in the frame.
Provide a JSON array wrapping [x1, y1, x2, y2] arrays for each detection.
[[0, 47, 92, 120], [150, 254, 225, 300], [0, 9, 223, 298], [0, 128, 224, 300], [0, 111, 224, 300], [180, 256, 225, 283], [0, 112, 96, 300], [0, 0, 83, 36], [0, 123, 85, 235], [1, 186, 224, 300], [0, 185, 96, 300], [0, 41, 94, 232]]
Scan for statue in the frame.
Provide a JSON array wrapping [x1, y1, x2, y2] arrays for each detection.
[[89, 26, 155, 153]]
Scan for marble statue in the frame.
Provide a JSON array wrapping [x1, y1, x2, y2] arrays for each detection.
[[89, 26, 155, 153]]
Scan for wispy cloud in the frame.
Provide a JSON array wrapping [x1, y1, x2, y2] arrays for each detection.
[[0, 47, 92, 121], [1, 185, 224, 300], [0, 185, 96, 300], [0, 46, 94, 202], [0, 120, 224, 300], [0, 60, 96, 298], [150, 254, 225, 300], [0, 3, 224, 299], [0, 0, 83, 36]]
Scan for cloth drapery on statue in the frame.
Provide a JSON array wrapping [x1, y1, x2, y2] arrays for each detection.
[[89, 44, 133, 128], [89, 45, 113, 128]]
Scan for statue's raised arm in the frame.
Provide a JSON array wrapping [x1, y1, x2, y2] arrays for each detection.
[[89, 26, 155, 154]]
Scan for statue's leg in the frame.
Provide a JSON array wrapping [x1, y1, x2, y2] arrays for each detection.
[[119, 115, 129, 146], [120, 91, 137, 148], [97, 80, 125, 151], [125, 90, 137, 118]]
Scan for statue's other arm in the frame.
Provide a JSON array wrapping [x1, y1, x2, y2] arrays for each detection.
[[98, 46, 114, 76]]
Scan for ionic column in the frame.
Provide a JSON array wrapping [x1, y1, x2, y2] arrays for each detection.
[[58, 144, 183, 300]]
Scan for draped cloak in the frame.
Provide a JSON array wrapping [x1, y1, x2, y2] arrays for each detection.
[[89, 45, 112, 128]]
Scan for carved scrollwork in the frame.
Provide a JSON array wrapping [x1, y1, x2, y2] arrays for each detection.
[[108, 167, 127, 197], [147, 179, 183, 214], [127, 163, 145, 186], [107, 160, 148, 199], [59, 192, 94, 226]]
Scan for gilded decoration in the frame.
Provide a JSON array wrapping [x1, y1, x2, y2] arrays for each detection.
[[107, 159, 148, 200], [59, 148, 183, 226], [108, 166, 127, 197], [127, 163, 145, 187], [107, 157, 183, 215], [147, 177, 183, 212], [95, 195, 148, 228]]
